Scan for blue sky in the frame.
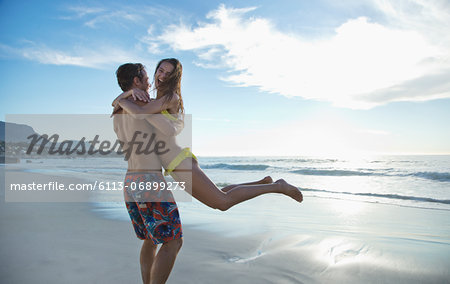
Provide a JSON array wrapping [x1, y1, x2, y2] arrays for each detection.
[[1, 0, 449, 156]]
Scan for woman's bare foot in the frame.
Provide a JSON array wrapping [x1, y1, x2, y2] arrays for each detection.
[[276, 179, 303, 203], [260, 176, 273, 184]]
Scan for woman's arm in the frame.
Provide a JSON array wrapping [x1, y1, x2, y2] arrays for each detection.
[[146, 114, 184, 136], [111, 89, 150, 117], [118, 93, 179, 115], [115, 99, 181, 136], [112, 89, 150, 107]]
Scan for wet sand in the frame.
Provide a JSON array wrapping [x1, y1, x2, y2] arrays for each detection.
[[1, 170, 449, 283]]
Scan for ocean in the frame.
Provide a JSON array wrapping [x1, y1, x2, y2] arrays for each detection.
[[9, 155, 450, 208], [198, 155, 450, 210], [7, 155, 450, 234]]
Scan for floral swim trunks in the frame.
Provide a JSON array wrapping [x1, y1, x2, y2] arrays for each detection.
[[124, 172, 182, 244]]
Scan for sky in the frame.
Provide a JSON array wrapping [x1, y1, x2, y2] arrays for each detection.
[[1, 0, 449, 156]]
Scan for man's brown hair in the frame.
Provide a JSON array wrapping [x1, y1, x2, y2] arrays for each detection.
[[116, 63, 145, 91]]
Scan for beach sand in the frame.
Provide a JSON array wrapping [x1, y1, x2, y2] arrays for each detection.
[[1, 169, 449, 283]]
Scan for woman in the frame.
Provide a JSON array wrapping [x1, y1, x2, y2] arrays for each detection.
[[112, 58, 303, 211]]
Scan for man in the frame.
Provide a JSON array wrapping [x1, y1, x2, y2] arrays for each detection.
[[112, 63, 183, 284]]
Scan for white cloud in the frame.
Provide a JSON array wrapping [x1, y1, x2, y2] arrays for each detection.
[[2, 4, 169, 68], [83, 10, 142, 28], [66, 6, 106, 18], [149, 3, 450, 109], [23, 48, 86, 66], [58, 6, 105, 21], [5, 42, 149, 69], [60, 5, 160, 28]]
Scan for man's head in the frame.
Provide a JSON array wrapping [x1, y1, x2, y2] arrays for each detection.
[[116, 63, 150, 92]]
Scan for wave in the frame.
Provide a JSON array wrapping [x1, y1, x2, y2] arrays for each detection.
[[200, 162, 450, 182], [410, 172, 450, 182], [289, 169, 379, 177], [212, 182, 450, 207], [290, 168, 450, 182], [301, 188, 450, 205], [201, 163, 270, 171], [263, 158, 339, 164]]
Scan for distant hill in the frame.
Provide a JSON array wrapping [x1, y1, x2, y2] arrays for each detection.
[[0, 121, 38, 142], [1, 121, 117, 157]]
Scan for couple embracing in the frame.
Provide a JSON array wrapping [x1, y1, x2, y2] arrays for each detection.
[[111, 58, 303, 284]]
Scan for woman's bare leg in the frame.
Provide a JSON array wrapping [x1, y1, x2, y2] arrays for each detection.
[[221, 176, 273, 192], [172, 161, 302, 211]]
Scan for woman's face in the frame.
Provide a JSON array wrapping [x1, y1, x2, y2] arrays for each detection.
[[154, 61, 175, 88]]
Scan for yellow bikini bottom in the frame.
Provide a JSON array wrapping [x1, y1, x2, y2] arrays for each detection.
[[164, 147, 197, 176], [160, 110, 196, 176]]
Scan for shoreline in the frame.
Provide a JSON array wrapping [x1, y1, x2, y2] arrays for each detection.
[[1, 169, 449, 283]]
